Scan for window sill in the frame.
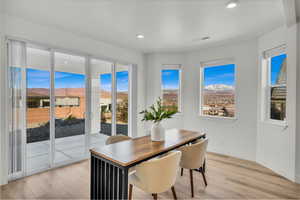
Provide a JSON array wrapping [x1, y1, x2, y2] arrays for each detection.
[[262, 119, 287, 127], [198, 115, 237, 121]]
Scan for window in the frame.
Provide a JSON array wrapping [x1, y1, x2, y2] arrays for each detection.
[[264, 46, 287, 121], [161, 65, 181, 112], [200, 60, 236, 118]]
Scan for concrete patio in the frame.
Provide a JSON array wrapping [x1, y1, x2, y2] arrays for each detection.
[[26, 133, 108, 174]]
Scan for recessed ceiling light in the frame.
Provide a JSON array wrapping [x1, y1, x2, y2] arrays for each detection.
[[136, 34, 145, 39], [226, 0, 238, 9], [201, 36, 210, 40]]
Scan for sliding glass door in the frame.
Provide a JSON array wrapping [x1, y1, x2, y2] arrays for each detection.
[[90, 59, 113, 148], [116, 64, 129, 136], [26, 46, 51, 174], [7, 39, 134, 179], [54, 52, 86, 164]]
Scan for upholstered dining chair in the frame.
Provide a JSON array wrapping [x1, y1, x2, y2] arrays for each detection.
[[179, 138, 208, 198], [128, 151, 182, 200], [105, 134, 131, 145]]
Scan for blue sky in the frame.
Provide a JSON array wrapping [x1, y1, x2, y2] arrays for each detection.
[[27, 69, 129, 91], [100, 71, 128, 92], [161, 69, 179, 90], [55, 71, 85, 88], [26, 58, 284, 90], [204, 64, 235, 86], [271, 54, 286, 85], [27, 68, 50, 88], [27, 69, 85, 88]]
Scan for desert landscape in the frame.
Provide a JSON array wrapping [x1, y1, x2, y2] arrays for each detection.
[[203, 85, 235, 117], [26, 88, 129, 142]]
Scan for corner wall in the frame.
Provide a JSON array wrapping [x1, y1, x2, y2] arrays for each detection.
[[257, 26, 297, 181], [145, 40, 258, 161], [144, 26, 299, 182]]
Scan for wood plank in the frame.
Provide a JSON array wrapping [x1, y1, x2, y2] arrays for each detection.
[[1, 152, 300, 199], [90, 129, 205, 167]]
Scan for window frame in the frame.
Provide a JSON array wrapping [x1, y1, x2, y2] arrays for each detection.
[[199, 58, 237, 119], [263, 45, 287, 124], [160, 64, 182, 113]]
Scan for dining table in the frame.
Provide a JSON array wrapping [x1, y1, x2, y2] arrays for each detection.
[[90, 129, 206, 200]]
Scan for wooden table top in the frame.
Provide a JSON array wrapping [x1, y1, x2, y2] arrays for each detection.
[[90, 129, 205, 167]]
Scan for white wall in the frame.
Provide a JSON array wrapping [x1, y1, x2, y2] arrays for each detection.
[[0, 14, 146, 185], [184, 41, 258, 161], [296, 23, 300, 183], [257, 26, 297, 181], [145, 40, 258, 161], [145, 53, 186, 132], [145, 27, 300, 182]]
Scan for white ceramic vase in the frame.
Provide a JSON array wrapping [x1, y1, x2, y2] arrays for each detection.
[[151, 122, 165, 141]]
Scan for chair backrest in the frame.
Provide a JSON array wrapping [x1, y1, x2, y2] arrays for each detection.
[[179, 138, 208, 169], [105, 135, 131, 145], [134, 151, 182, 194]]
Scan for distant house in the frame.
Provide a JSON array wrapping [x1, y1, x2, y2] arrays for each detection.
[[271, 59, 286, 120]]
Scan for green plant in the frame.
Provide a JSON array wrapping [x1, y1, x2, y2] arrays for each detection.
[[140, 98, 177, 123], [65, 115, 77, 121]]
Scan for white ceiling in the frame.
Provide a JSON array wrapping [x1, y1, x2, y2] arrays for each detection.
[[4, 0, 285, 53]]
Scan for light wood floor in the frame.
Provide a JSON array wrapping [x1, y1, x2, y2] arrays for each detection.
[[1, 152, 300, 199]]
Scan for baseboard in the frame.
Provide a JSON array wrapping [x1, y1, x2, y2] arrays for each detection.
[[0, 175, 8, 186], [208, 149, 256, 163], [296, 174, 300, 184], [256, 159, 295, 182]]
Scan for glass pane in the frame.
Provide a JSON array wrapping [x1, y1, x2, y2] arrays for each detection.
[[161, 69, 180, 112], [8, 67, 23, 174], [54, 52, 86, 163], [26, 47, 51, 173], [271, 54, 287, 85], [8, 41, 25, 175], [100, 73, 112, 135], [270, 86, 286, 120], [116, 64, 129, 136], [202, 64, 235, 117], [90, 59, 112, 148]]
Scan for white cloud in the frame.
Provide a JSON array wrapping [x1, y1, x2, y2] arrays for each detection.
[[205, 84, 234, 91]]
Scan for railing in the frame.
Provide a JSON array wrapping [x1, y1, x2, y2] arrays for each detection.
[[27, 122, 128, 143]]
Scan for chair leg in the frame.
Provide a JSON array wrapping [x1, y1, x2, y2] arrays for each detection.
[[200, 169, 208, 186], [152, 193, 158, 200], [203, 159, 206, 173], [171, 186, 177, 200], [189, 169, 194, 198], [181, 168, 184, 176], [129, 184, 133, 200]]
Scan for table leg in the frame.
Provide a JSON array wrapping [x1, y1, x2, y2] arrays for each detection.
[[91, 155, 129, 200]]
